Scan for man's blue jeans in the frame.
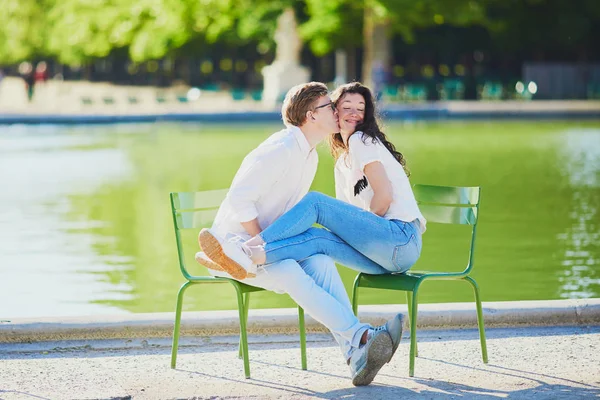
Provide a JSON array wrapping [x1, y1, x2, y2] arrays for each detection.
[[260, 192, 422, 274]]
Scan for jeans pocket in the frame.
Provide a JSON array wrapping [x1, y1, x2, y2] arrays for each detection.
[[391, 234, 419, 273]]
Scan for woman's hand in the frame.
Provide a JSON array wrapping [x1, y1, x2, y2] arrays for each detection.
[[364, 161, 393, 216]]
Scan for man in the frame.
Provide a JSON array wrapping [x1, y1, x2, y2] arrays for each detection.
[[196, 82, 402, 386]]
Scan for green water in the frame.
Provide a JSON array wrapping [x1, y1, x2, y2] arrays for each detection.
[[1, 121, 599, 318]]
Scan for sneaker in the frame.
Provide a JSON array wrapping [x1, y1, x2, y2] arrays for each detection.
[[385, 313, 405, 363], [198, 228, 256, 280], [349, 328, 393, 386], [194, 251, 224, 272]]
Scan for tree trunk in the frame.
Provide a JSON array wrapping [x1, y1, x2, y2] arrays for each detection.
[[346, 46, 358, 82], [334, 49, 347, 86], [362, 1, 391, 93]]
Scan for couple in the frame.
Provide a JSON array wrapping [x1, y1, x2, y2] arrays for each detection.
[[195, 81, 426, 386]]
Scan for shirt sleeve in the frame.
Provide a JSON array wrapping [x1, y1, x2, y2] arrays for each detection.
[[227, 143, 292, 222], [348, 132, 383, 171]]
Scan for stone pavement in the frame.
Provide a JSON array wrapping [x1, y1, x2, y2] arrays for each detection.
[[1, 325, 599, 400]]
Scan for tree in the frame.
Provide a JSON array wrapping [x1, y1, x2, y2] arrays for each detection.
[[0, 0, 54, 64], [361, 0, 488, 87], [2, 0, 597, 85], [44, 0, 195, 64]]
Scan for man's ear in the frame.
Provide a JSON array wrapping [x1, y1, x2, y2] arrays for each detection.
[[306, 110, 315, 122]]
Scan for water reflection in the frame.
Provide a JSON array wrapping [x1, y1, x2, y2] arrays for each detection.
[[1, 122, 599, 318], [0, 125, 134, 318], [556, 129, 600, 299]]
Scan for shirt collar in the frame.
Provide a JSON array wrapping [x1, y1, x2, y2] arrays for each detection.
[[289, 125, 312, 156]]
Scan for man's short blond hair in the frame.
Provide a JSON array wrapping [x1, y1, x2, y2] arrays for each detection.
[[281, 82, 329, 127]]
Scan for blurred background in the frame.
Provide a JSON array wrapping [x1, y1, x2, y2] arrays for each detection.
[[0, 0, 599, 319], [0, 0, 599, 110]]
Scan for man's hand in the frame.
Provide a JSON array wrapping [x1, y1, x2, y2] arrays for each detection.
[[241, 219, 262, 237]]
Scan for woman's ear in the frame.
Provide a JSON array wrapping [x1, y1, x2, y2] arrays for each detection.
[[306, 110, 314, 122]]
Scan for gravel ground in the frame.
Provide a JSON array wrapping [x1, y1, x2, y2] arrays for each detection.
[[1, 325, 599, 400]]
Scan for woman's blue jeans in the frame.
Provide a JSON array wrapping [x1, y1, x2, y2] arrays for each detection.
[[260, 192, 422, 274]]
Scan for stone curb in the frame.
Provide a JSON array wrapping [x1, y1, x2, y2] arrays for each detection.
[[2, 100, 600, 125], [1, 299, 599, 343]]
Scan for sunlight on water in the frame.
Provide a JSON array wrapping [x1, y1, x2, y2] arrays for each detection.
[[0, 125, 135, 317], [1, 122, 599, 318], [556, 129, 600, 299]]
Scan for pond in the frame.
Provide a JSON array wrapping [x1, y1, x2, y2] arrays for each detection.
[[1, 120, 599, 318]]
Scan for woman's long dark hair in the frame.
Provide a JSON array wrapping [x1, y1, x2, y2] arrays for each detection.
[[329, 82, 409, 176]]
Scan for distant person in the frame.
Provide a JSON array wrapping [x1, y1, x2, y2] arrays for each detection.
[[24, 71, 35, 102], [34, 62, 49, 84], [18, 62, 35, 102]]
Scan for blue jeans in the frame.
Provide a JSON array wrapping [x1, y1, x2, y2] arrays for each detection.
[[260, 192, 422, 274]]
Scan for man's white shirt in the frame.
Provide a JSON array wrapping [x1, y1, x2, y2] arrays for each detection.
[[212, 125, 318, 242]]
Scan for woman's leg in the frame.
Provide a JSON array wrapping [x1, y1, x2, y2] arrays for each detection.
[[264, 227, 389, 275], [259, 192, 417, 271]]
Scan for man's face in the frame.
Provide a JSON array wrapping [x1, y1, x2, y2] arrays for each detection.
[[310, 96, 340, 137]]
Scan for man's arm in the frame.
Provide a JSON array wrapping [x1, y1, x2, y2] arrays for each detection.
[[228, 143, 291, 233]]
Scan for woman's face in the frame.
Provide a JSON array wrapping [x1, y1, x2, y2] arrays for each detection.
[[336, 93, 365, 135]]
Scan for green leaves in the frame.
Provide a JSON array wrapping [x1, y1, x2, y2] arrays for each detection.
[[0, 0, 596, 67], [0, 0, 53, 63]]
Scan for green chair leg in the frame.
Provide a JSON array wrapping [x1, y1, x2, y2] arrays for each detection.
[[351, 274, 361, 316], [298, 306, 307, 370], [405, 291, 418, 357], [171, 281, 192, 369], [409, 287, 420, 377], [465, 276, 488, 363], [239, 292, 251, 359], [235, 288, 251, 379]]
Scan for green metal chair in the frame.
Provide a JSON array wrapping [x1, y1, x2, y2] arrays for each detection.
[[351, 184, 488, 377], [169, 190, 307, 378]]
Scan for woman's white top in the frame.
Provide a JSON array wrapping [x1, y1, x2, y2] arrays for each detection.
[[334, 131, 426, 233]]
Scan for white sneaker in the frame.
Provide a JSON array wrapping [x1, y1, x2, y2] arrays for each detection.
[[198, 228, 256, 280], [194, 251, 224, 272], [348, 328, 393, 386]]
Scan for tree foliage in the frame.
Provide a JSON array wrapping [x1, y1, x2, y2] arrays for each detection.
[[0, 0, 597, 66], [0, 0, 54, 63]]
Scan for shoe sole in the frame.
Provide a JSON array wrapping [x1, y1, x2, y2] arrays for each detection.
[[387, 315, 404, 363], [194, 253, 224, 272], [352, 332, 393, 386], [198, 229, 254, 280]]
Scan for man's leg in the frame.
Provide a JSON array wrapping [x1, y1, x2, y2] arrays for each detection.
[[297, 254, 360, 360], [220, 255, 397, 385], [241, 256, 369, 358]]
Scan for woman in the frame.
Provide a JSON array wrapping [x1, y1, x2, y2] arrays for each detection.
[[200, 82, 426, 280]]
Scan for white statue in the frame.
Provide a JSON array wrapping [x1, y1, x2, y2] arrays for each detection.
[[273, 8, 302, 65], [262, 8, 310, 108]]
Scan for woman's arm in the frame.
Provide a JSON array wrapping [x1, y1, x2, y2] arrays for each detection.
[[334, 165, 350, 203], [364, 161, 393, 216]]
